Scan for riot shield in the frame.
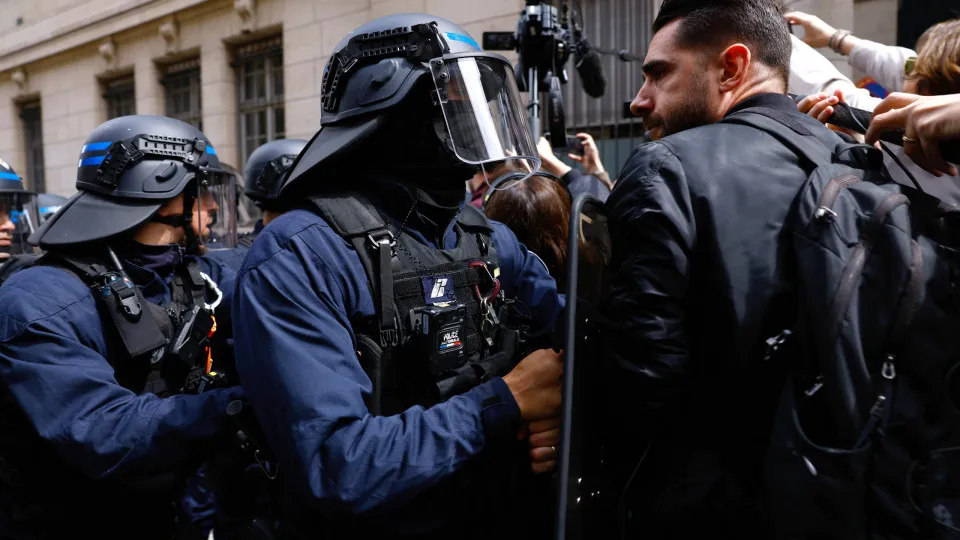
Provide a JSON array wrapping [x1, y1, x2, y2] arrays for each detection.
[[555, 193, 611, 540]]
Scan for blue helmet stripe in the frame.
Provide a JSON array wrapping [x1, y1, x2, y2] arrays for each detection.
[[0, 172, 21, 181], [206, 145, 216, 155], [82, 141, 112, 153], [79, 156, 105, 167], [445, 32, 480, 50]]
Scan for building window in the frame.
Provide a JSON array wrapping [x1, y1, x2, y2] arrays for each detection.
[[163, 60, 202, 130], [19, 102, 45, 193], [103, 76, 136, 119], [237, 37, 284, 165]]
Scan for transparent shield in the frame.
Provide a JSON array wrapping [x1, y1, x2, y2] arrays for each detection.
[[236, 190, 263, 235], [4, 193, 40, 257], [556, 194, 612, 540], [196, 171, 238, 250], [431, 55, 540, 180]]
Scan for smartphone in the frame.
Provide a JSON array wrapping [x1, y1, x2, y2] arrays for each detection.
[[565, 135, 585, 156], [545, 133, 586, 156]]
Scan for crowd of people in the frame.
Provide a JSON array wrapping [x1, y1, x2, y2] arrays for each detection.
[[0, 0, 959, 539]]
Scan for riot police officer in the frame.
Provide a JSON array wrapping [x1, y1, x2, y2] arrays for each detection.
[[0, 115, 243, 538], [239, 138, 306, 246], [206, 139, 306, 273], [232, 15, 563, 539], [0, 158, 41, 282]]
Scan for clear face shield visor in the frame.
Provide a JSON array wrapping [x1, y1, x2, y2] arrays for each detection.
[[1, 192, 40, 257], [430, 53, 540, 190], [193, 170, 238, 251]]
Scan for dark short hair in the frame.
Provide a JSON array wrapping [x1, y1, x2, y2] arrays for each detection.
[[653, 0, 791, 86]]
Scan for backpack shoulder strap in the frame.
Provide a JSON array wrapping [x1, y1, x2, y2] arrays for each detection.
[[310, 193, 398, 346], [721, 108, 835, 169]]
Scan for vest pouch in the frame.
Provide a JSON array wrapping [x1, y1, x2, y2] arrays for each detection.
[[356, 334, 384, 415], [766, 379, 872, 540], [164, 305, 214, 390], [908, 448, 960, 538], [99, 278, 168, 359]]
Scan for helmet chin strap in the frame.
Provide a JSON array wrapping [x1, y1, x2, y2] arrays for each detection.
[[149, 182, 202, 254]]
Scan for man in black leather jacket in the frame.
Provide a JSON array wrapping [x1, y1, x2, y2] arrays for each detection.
[[602, 0, 851, 537]]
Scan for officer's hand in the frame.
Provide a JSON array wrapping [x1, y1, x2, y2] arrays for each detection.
[[503, 348, 563, 422], [528, 416, 561, 474]]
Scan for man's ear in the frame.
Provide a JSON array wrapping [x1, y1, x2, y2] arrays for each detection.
[[718, 43, 751, 93]]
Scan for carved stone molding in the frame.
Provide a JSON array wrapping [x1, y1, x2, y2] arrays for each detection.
[[159, 18, 180, 55], [10, 68, 27, 93], [234, 0, 256, 33], [98, 38, 117, 70]]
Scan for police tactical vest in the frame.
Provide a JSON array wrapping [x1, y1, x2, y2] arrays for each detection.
[[311, 193, 522, 415], [41, 252, 216, 396], [0, 251, 219, 528], [237, 232, 257, 249]]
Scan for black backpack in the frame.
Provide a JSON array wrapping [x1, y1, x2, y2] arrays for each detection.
[[723, 110, 960, 539]]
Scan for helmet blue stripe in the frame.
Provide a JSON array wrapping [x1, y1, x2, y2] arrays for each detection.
[[0, 172, 21, 181], [79, 156, 105, 167], [444, 32, 480, 50], [82, 141, 112, 153], [206, 145, 216, 155]]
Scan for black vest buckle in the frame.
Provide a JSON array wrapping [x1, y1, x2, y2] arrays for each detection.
[[367, 230, 397, 250], [104, 274, 142, 322]]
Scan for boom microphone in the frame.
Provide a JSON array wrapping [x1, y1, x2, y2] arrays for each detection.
[[574, 37, 606, 99]]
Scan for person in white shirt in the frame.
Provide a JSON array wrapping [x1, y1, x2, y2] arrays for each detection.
[[794, 18, 960, 206], [786, 11, 917, 93]]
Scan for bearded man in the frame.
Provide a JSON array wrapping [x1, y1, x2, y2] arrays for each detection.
[[598, 0, 853, 537]]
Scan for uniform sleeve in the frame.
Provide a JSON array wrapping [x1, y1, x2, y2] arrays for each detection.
[[603, 142, 696, 415], [232, 235, 520, 516], [848, 39, 916, 93], [0, 272, 240, 481], [489, 222, 562, 337]]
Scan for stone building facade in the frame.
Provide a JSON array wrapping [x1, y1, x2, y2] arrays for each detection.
[[0, 0, 901, 196]]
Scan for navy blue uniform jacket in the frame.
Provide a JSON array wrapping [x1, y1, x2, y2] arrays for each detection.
[[0, 244, 243, 538], [232, 192, 561, 536]]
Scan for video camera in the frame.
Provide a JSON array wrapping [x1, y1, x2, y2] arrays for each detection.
[[483, 2, 573, 90], [482, 1, 607, 148]]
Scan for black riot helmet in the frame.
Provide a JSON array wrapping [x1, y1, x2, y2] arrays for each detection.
[[243, 139, 307, 210], [30, 115, 238, 253], [282, 14, 541, 195], [0, 159, 40, 257]]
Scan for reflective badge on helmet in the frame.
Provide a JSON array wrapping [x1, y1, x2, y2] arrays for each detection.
[[423, 275, 456, 305], [437, 323, 463, 353]]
